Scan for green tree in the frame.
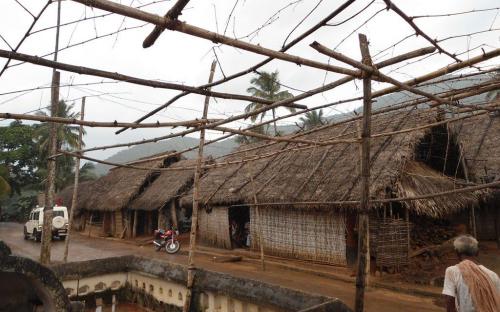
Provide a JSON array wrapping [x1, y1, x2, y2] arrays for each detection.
[[0, 165, 10, 198], [299, 109, 326, 130], [245, 71, 294, 135], [79, 162, 98, 182], [0, 121, 39, 194], [34, 100, 84, 191]]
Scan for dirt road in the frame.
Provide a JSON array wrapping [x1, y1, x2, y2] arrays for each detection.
[[0, 222, 442, 312]]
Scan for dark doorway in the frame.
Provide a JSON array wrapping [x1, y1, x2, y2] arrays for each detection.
[[229, 207, 250, 248]]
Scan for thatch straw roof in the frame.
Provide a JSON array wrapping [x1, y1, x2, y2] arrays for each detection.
[[396, 161, 478, 217], [181, 108, 473, 217], [451, 112, 500, 183], [55, 180, 95, 213], [80, 152, 179, 211], [129, 159, 197, 211]]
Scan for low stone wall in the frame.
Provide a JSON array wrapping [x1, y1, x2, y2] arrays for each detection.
[[51, 256, 351, 312]]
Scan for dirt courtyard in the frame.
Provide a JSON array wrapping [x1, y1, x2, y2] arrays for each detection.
[[0, 222, 445, 312]]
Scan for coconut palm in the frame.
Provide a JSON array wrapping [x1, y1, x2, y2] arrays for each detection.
[[34, 100, 85, 190], [299, 109, 326, 130], [245, 71, 294, 135]]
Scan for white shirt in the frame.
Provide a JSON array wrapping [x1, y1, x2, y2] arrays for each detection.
[[442, 264, 500, 312]]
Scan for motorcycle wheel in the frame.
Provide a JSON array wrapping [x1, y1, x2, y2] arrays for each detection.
[[165, 240, 180, 254]]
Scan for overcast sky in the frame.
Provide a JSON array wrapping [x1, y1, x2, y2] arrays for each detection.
[[0, 0, 498, 161]]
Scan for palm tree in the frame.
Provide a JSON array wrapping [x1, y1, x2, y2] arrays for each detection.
[[299, 109, 326, 130], [245, 71, 294, 135], [34, 100, 85, 190]]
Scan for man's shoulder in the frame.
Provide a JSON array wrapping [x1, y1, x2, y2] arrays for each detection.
[[445, 265, 460, 274], [479, 265, 500, 280]]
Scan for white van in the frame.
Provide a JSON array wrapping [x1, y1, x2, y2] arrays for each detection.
[[23, 206, 69, 242]]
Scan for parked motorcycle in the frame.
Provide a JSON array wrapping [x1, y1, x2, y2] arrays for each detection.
[[153, 228, 181, 254]]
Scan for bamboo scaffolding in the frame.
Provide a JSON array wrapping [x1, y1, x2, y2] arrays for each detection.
[[183, 60, 216, 312], [115, 0, 357, 134], [143, 0, 190, 48], [71, 0, 361, 77], [0, 49, 305, 110], [311, 42, 455, 108], [72, 48, 500, 155], [355, 34, 372, 312], [63, 97, 85, 263]]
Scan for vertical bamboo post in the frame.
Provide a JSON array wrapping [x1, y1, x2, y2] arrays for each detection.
[[40, 0, 62, 265], [354, 34, 372, 312], [459, 144, 477, 237], [88, 213, 93, 237], [183, 60, 217, 312], [171, 201, 179, 229], [132, 210, 138, 238], [245, 153, 265, 271], [63, 97, 85, 262], [405, 207, 410, 257]]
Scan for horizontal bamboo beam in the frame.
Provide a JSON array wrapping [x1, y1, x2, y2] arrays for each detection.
[[311, 41, 453, 106], [116, 45, 437, 134], [0, 112, 219, 128], [0, 49, 306, 110], [71, 0, 360, 77]]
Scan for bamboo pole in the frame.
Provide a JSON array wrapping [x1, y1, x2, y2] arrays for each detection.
[[0, 49, 305, 110], [143, 0, 190, 48], [245, 153, 265, 271], [183, 60, 216, 312], [0, 113, 217, 128], [354, 34, 372, 312], [63, 97, 85, 263], [311, 42, 453, 108], [117, 0, 357, 134], [40, 70, 59, 265], [71, 0, 360, 78], [132, 210, 138, 238], [79, 49, 500, 155]]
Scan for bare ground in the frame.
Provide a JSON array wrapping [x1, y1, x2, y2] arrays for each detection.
[[0, 222, 443, 312]]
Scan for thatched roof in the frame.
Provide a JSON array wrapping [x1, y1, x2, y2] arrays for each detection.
[[180, 108, 475, 216], [451, 112, 500, 183], [396, 161, 478, 217], [80, 152, 179, 211], [55, 180, 95, 213], [129, 159, 197, 211]]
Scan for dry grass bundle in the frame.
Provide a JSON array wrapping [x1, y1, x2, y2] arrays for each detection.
[[396, 161, 478, 217]]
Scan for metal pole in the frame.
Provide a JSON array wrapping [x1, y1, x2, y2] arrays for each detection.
[[63, 97, 85, 262]]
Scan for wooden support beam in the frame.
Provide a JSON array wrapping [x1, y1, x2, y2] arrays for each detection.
[[117, 0, 358, 134], [246, 153, 265, 271], [143, 0, 190, 48], [354, 34, 372, 312], [0, 49, 306, 110], [63, 96, 85, 263], [0, 112, 219, 128], [71, 0, 360, 77], [132, 210, 138, 238], [311, 41, 453, 107], [183, 60, 216, 312]]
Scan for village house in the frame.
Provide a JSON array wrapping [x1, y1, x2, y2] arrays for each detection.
[[180, 107, 489, 270], [128, 158, 199, 236]]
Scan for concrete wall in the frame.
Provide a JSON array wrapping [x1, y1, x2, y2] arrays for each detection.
[[51, 256, 351, 312]]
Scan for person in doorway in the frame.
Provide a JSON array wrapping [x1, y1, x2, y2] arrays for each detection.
[[442, 235, 500, 312]]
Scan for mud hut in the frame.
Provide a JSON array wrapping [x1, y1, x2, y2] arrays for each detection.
[[128, 159, 198, 236], [77, 152, 179, 238], [181, 108, 479, 268], [451, 111, 500, 243]]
